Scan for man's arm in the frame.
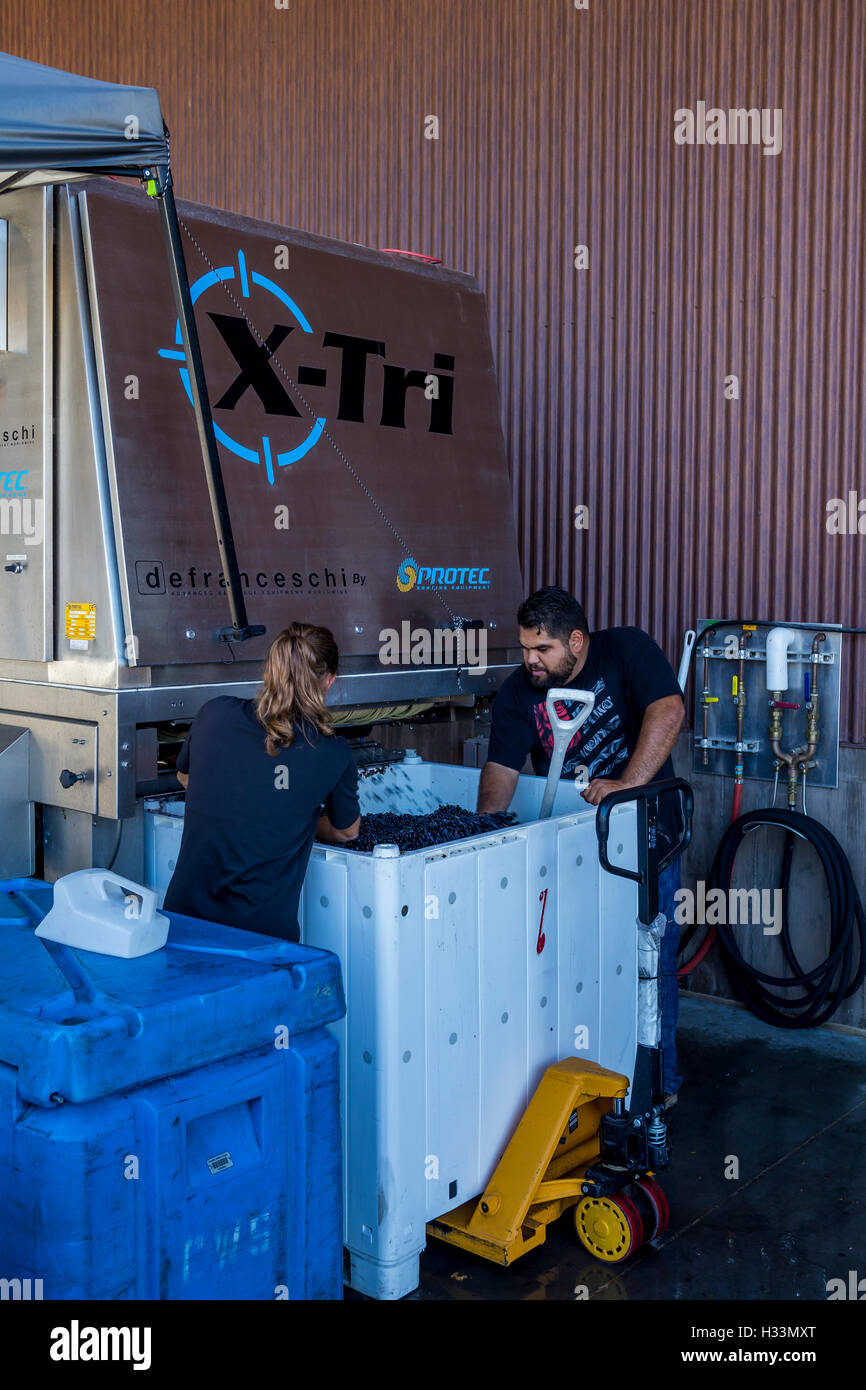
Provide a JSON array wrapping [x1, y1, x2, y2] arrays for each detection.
[[580, 694, 684, 806], [477, 760, 520, 814], [176, 771, 189, 789], [477, 674, 534, 813]]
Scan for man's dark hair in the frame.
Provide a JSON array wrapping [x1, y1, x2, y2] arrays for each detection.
[[517, 586, 590, 642]]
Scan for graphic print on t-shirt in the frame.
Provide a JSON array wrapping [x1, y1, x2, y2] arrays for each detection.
[[532, 677, 629, 779]]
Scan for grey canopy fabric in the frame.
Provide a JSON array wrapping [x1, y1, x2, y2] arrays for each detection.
[[0, 50, 168, 183], [0, 50, 261, 642]]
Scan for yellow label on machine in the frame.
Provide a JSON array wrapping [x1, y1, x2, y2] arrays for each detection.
[[732, 675, 739, 696], [65, 602, 96, 642]]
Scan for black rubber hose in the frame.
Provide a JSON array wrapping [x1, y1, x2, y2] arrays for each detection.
[[708, 809, 866, 1027]]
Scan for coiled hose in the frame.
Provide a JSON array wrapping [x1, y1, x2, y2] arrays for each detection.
[[705, 809, 866, 1028]]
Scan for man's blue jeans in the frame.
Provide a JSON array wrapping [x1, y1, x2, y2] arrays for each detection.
[[656, 858, 683, 1097]]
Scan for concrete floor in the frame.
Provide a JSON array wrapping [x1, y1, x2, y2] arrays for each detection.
[[401, 994, 866, 1301]]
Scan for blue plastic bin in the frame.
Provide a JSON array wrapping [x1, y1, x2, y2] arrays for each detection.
[[0, 878, 345, 1300]]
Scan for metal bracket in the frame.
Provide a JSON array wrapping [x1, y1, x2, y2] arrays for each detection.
[[701, 645, 835, 665], [696, 736, 761, 753]]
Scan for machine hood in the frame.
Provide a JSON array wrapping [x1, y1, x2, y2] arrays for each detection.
[[1, 178, 524, 681]]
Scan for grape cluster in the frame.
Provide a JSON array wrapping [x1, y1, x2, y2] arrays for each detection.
[[344, 804, 518, 853]]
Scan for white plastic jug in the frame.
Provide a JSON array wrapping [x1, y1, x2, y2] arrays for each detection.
[[35, 870, 169, 958]]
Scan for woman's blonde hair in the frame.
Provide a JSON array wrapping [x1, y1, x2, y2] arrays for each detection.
[[255, 623, 339, 755]]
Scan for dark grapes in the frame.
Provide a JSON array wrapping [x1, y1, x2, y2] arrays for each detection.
[[344, 804, 518, 853]]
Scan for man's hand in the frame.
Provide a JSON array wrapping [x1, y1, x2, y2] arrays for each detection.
[[579, 694, 684, 806], [580, 776, 634, 806]]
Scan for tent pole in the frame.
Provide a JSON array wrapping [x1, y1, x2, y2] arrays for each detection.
[[152, 173, 264, 644]]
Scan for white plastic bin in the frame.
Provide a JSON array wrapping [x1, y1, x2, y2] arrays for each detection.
[[144, 759, 639, 1300]]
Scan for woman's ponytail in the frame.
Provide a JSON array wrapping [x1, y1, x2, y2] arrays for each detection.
[[254, 623, 339, 754]]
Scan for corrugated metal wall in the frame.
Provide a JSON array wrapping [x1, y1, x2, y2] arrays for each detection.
[[5, 0, 864, 740]]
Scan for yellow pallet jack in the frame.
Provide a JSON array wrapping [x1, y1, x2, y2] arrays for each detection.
[[428, 779, 693, 1267]]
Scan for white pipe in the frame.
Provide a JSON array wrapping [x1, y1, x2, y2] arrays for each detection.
[[765, 626, 798, 692], [677, 630, 696, 692]]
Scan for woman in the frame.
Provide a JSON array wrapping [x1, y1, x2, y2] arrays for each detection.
[[162, 622, 360, 941]]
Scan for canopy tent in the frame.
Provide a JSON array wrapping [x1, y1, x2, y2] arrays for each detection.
[[0, 50, 168, 188], [0, 51, 262, 644]]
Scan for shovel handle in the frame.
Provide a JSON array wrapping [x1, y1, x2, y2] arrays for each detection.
[[545, 687, 595, 735], [538, 687, 596, 820]]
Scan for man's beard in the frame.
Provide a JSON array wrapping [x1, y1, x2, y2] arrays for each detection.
[[527, 653, 579, 690]]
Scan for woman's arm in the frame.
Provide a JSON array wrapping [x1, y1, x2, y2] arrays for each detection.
[[317, 812, 360, 844], [318, 746, 361, 844]]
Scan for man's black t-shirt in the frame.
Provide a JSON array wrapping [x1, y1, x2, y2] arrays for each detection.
[[487, 626, 683, 848], [162, 696, 359, 941]]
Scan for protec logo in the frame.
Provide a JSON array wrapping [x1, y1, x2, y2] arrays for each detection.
[[397, 557, 419, 592], [396, 558, 491, 591]]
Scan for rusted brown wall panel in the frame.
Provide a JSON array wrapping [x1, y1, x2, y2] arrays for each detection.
[[4, 0, 863, 739]]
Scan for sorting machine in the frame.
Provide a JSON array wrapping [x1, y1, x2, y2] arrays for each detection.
[[0, 169, 525, 879]]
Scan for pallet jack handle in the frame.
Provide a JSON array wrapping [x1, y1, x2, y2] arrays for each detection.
[[595, 778, 694, 1116], [595, 777, 694, 925]]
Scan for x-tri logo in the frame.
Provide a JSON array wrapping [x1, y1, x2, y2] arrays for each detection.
[[159, 249, 454, 486]]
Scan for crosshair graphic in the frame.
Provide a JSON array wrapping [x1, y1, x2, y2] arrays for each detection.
[[158, 248, 326, 486]]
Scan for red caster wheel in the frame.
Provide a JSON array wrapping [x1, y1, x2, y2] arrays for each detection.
[[633, 1175, 670, 1239], [573, 1190, 644, 1263]]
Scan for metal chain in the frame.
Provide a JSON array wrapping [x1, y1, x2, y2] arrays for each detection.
[[176, 216, 466, 650]]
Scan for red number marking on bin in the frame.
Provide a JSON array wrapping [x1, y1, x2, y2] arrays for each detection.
[[536, 888, 548, 955]]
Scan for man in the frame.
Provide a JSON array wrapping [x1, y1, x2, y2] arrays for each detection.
[[477, 585, 685, 1104]]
